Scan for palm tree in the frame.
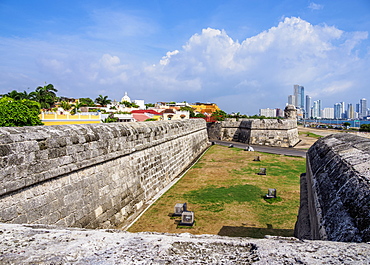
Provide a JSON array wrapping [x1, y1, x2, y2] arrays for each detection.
[[121, 101, 139, 108], [79, 97, 96, 107], [33, 83, 58, 109], [2, 90, 25, 100], [1, 89, 36, 100], [60, 101, 72, 112], [70, 102, 83, 115], [20, 90, 36, 100], [95, 95, 111, 107]]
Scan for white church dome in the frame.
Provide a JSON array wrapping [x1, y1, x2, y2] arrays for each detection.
[[121, 92, 131, 103]]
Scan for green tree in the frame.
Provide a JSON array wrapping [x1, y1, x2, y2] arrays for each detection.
[[228, 112, 243, 120], [102, 114, 118, 123], [121, 101, 139, 108], [211, 110, 227, 121], [343, 122, 351, 128], [95, 95, 111, 107], [0, 97, 43, 127], [1, 90, 20, 99], [180, 106, 195, 117], [194, 113, 206, 118], [70, 102, 83, 115], [79, 98, 96, 107], [32, 83, 58, 109], [1, 89, 35, 100], [60, 101, 72, 112], [359, 124, 370, 132], [145, 103, 155, 108]]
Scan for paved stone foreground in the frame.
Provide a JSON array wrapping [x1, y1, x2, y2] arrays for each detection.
[[0, 223, 369, 264]]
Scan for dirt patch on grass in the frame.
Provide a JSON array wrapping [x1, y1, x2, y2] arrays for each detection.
[[127, 145, 306, 238], [294, 126, 368, 149]]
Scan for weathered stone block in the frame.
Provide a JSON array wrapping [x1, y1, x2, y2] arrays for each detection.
[[0, 120, 209, 229], [207, 118, 299, 147], [0, 205, 17, 222], [295, 133, 370, 242]]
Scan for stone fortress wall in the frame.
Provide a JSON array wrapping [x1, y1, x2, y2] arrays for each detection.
[[207, 118, 300, 147], [207, 104, 300, 147], [1, 119, 370, 263], [1, 223, 369, 264], [295, 133, 370, 242], [0, 119, 209, 229]]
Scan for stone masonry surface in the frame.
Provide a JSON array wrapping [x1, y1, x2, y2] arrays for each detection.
[[0, 120, 209, 229], [1, 223, 369, 264], [207, 119, 299, 147], [295, 133, 370, 242]]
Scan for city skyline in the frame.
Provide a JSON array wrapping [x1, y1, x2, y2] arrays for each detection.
[[288, 84, 368, 119], [0, 1, 369, 114]]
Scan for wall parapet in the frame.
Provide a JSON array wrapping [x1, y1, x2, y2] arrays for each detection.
[[0, 119, 206, 196], [221, 119, 297, 130], [295, 133, 370, 242], [0, 119, 209, 228], [1, 223, 370, 264], [207, 119, 299, 147]]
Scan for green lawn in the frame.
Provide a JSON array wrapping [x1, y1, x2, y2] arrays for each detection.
[[127, 145, 306, 238], [298, 131, 322, 138]]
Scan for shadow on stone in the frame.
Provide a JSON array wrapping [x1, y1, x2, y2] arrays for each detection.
[[218, 225, 294, 238]]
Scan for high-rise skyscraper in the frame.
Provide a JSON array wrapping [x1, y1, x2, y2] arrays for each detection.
[[305, 95, 311, 118], [312, 100, 321, 118], [299, 86, 304, 109], [340, 102, 346, 119], [294, 84, 304, 109], [288, 95, 296, 106], [347, 104, 355, 119], [276, 108, 284, 117], [322, 108, 334, 119], [360, 98, 367, 119], [334, 103, 342, 119]]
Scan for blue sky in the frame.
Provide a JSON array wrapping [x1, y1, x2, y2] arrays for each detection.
[[1, 0, 369, 114]]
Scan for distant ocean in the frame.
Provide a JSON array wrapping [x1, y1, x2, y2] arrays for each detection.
[[302, 119, 370, 127]]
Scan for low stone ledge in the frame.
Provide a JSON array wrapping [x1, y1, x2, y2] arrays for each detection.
[[0, 223, 369, 264]]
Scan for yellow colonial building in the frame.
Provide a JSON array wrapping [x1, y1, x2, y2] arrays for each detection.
[[39, 112, 101, 126], [190, 102, 220, 114]]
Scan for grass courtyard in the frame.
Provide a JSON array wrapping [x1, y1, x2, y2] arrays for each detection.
[[127, 145, 306, 238]]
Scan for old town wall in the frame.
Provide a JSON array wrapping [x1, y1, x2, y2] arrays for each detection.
[[207, 119, 300, 147], [295, 133, 370, 242], [0, 119, 209, 229], [1, 223, 369, 264]]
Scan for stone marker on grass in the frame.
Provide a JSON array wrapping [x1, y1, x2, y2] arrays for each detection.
[[258, 168, 266, 175], [265, 188, 277, 199], [180, 211, 195, 226], [174, 203, 187, 216]]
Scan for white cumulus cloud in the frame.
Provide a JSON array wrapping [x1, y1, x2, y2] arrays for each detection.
[[308, 2, 324, 10], [136, 17, 368, 113], [0, 16, 368, 114]]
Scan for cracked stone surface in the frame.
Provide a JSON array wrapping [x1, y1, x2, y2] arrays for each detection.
[[0, 223, 369, 264], [296, 133, 370, 242]]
